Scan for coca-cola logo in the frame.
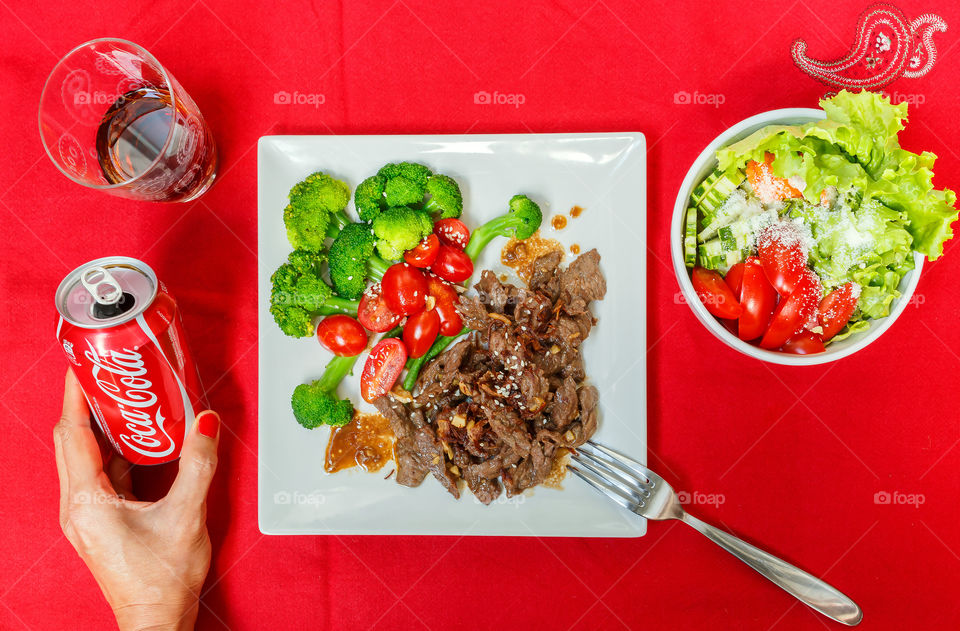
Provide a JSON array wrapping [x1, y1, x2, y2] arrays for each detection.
[[84, 340, 176, 459]]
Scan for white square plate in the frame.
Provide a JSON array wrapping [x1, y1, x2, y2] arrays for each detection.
[[258, 133, 647, 536]]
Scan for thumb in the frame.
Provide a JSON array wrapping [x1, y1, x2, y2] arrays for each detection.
[[167, 410, 220, 507]]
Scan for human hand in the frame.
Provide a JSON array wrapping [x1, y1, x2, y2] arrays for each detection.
[[54, 369, 220, 631]]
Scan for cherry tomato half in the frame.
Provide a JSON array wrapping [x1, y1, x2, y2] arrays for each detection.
[[381, 263, 428, 316], [360, 338, 408, 402], [426, 275, 463, 336], [818, 282, 859, 341], [403, 234, 440, 268], [431, 245, 473, 283], [316, 315, 368, 356], [434, 218, 470, 250], [357, 283, 403, 333], [691, 267, 742, 320], [780, 330, 826, 355], [403, 309, 441, 358], [738, 257, 778, 341], [725, 262, 745, 297], [757, 222, 807, 297], [760, 270, 822, 349]]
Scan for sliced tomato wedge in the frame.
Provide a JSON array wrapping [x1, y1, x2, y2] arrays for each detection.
[[725, 262, 745, 297], [757, 222, 807, 296], [780, 330, 826, 355], [316, 315, 368, 356], [426, 274, 463, 336], [431, 245, 473, 283], [403, 234, 440, 268], [691, 267, 742, 319], [759, 270, 822, 349], [360, 338, 407, 402], [746, 152, 803, 204], [738, 257, 778, 341], [433, 218, 470, 250], [818, 282, 860, 341], [357, 283, 403, 333], [403, 309, 441, 358], [720, 316, 739, 337], [381, 263, 428, 316]]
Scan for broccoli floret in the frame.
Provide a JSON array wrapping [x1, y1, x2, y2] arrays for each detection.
[[283, 172, 351, 252], [463, 194, 543, 261], [354, 175, 386, 222], [423, 174, 463, 218], [270, 250, 361, 337], [291, 355, 358, 428], [328, 223, 391, 299], [384, 176, 425, 207], [287, 249, 324, 275], [371, 206, 435, 260], [377, 162, 432, 187], [354, 163, 433, 221]]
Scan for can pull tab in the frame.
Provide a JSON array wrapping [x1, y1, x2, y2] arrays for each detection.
[[82, 266, 123, 305]]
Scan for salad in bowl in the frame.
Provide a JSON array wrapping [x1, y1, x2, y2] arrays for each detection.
[[677, 90, 957, 358]]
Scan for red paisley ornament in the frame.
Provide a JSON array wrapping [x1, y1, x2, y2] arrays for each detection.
[[791, 3, 946, 90]]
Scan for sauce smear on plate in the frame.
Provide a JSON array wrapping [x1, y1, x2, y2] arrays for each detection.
[[324, 413, 395, 473], [500, 230, 564, 282]]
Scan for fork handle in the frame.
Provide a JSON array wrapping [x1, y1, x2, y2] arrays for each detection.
[[680, 513, 862, 626]]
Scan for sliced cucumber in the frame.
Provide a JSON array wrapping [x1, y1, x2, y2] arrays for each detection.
[[690, 169, 724, 205], [699, 190, 746, 241], [690, 168, 743, 206], [694, 168, 745, 221], [683, 206, 698, 268], [698, 238, 724, 270], [699, 238, 747, 274], [718, 225, 737, 251]]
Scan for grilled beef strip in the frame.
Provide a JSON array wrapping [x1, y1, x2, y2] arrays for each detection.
[[374, 249, 606, 504]]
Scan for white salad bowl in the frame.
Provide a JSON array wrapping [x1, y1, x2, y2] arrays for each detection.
[[670, 108, 924, 366]]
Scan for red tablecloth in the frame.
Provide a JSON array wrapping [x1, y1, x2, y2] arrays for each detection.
[[3, 1, 959, 629]]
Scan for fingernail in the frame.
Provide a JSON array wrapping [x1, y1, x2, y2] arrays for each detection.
[[196, 411, 220, 439]]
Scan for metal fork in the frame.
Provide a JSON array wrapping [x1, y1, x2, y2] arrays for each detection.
[[569, 441, 862, 626]]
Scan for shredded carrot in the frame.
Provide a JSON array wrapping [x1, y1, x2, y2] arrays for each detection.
[[746, 152, 803, 203]]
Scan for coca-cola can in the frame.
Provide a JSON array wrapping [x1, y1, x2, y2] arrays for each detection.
[[55, 256, 206, 465]]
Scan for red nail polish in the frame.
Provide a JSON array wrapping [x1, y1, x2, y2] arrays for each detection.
[[197, 411, 220, 438]]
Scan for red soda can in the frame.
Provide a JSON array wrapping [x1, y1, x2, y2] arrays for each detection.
[[55, 256, 206, 465]]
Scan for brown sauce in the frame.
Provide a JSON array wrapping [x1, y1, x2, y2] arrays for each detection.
[[570, 205, 584, 218], [500, 230, 565, 282], [324, 412, 395, 473], [551, 215, 567, 230], [570, 244, 580, 255], [542, 449, 569, 489]]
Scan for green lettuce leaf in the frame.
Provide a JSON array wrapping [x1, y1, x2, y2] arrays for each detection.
[[809, 90, 907, 178], [717, 89, 957, 261]]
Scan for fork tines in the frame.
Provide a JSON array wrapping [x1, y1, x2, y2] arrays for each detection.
[[568, 442, 653, 512]]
